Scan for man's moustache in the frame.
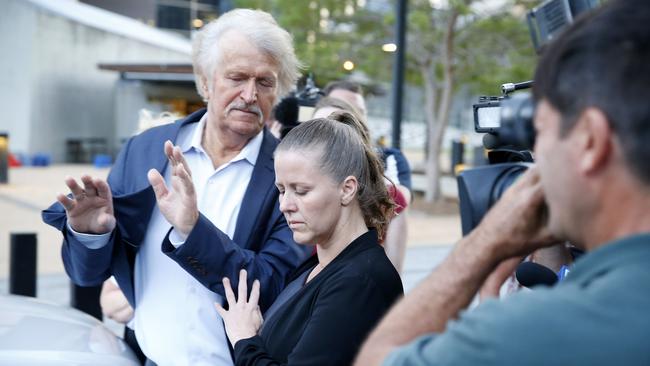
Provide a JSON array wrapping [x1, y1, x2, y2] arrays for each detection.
[[226, 103, 262, 118]]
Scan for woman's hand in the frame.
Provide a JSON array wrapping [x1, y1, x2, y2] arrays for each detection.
[[215, 269, 263, 347]]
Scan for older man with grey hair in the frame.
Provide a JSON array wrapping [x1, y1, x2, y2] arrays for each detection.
[[43, 9, 310, 365]]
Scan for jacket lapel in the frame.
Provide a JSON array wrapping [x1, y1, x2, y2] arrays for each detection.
[[233, 129, 279, 248]]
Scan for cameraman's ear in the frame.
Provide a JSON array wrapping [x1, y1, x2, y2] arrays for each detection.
[[576, 107, 612, 175]]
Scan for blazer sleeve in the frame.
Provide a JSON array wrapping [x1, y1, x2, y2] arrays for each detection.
[[233, 273, 398, 366], [44, 211, 115, 287], [160, 205, 310, 311]]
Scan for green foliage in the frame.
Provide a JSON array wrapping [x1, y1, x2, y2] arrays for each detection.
[[233, 0, 373, 86], [231, 0, 538, 93], [456, 12, 537, 94]]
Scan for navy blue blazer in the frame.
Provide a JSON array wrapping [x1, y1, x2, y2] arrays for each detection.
[[42, 109, 311, 310]]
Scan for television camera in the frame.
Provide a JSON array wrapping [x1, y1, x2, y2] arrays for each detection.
[[273, 75, 323, 138], [458, 0, 600, 236]]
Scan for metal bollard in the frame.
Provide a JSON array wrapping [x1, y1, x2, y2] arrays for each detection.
[[9, 233, 37, 297], [451, 140, 465, 176], [71, 283, 103, 320], [0, 133, 8, 184]]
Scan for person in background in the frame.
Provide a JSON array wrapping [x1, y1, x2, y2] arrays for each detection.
[[312, 96, 410, 226], [43, 9, 310, 365], [322, 81, 368, 117], [214, 111, 403, 365], [356, 1, 650, 364], [319, 83, 412, 272]]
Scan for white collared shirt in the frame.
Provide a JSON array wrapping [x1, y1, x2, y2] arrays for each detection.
[[71, 114, 264, 366]]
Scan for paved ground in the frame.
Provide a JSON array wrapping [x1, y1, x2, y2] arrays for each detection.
[[0, 165, 460, 335]]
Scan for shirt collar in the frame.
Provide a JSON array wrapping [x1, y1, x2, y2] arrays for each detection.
[[233, 128, 264, 165], [565, 232, 650, 285], [178, 113, 207, 154], [179, 113, 264, 166]]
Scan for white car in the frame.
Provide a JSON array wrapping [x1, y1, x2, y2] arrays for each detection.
[[0, 294, 139, 365]]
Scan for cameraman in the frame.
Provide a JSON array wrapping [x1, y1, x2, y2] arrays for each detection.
[[355, 1, 650, 365]]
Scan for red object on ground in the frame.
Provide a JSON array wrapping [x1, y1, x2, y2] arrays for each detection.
[[8, 153, 21, 167]]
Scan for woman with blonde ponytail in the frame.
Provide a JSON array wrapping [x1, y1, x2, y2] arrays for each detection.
[[214, 111, 403, 366]]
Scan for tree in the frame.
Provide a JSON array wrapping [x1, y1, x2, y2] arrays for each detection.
[[232, 0, 538, 202], [399, 0, 538, 202], [233, 0, 372, 84]]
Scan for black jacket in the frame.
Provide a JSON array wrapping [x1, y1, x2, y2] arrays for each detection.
[[234, 229, 403, 365]]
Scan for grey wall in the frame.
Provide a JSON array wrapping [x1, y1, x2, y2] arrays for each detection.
[[115, 79, 150, 147], [81, 0, 157, 23], [113, 80, 201, 150], [0, 0, 190, 162], [0, 0, 37, 156]]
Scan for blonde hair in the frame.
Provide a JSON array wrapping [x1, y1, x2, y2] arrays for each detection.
[[277, 111, 394, 239]]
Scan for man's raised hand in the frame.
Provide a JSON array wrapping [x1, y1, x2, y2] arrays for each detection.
[[57, 175, 115, 234], [148, 140, 199, 239]]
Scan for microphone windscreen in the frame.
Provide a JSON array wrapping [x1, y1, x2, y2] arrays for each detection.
[[482, 133, 501, 150], [515, 261, 558, 288], [274, 96, 299, 126]]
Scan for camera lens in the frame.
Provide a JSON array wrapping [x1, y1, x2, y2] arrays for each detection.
[[499, 93, 536, 150]]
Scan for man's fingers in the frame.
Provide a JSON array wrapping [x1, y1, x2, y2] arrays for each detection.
[[164, 141, 194, 195], [506, 167, 540, 195], [498, 167, 545, 213], [56, 193, 75, 211], [214, 302, 227, 318], [223, 277, 237, 306], [170, 170, 184, 196], [173, 145, 192, 177], [147, 169, 168, 200], [81, 175, 98, 197], [65, 176, 85, 200], [479, 256, 523, 301], [175, 164, 195, 197], [164, 140, 175, 164], [249, 279, 260, 306], [528, 179, 546, 204], [519, 166, 540, 185], [94, 178, 113, 201], [97, 213, 116, 231], [533, 227, 559, 248], [238, 269, 248, 303]]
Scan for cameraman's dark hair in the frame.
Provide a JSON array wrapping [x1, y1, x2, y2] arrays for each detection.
[[277, 111, 394, 239], [323, 80, 364, 96], [534, 0, 650, 184]]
